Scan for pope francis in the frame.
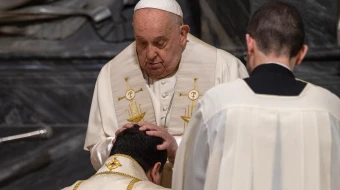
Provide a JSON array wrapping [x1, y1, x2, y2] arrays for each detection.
[[84, 0, 248, 173], [173, 2, 340, 190]]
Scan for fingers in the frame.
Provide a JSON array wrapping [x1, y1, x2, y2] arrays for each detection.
[[157, 141, 170, 150], [137, 121, 147, 127], [139, 123, 164, 131], [145, 130, 167, 139], [145, 130, 174, 151], [116, 122, 139, 137], [115, 127, 127, 137], [122, 122, 138, 128]]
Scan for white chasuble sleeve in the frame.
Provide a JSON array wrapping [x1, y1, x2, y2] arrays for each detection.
[[84, 64, 118, 170]]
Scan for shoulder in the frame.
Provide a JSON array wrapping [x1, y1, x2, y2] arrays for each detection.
[[306, 83, 340, 118], [206, 78, 245, 97], [186, 34, 241, 62], [200, 79, 246, 113], [104, 41, 136, 68], [307, 82, 340, 103], [186, 34, 242, 64], [187, 33, 215, 49], [98, 41, 136, 75], [216, 48, 240, 62], [134, 181, 170, 190], [215, 49, 249, 78], [216, 49, 247, 72]]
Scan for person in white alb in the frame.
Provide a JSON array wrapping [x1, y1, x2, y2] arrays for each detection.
[[63, 125, 169, 190], [172, 2, 340, 190], [84, 0, 248, 184]]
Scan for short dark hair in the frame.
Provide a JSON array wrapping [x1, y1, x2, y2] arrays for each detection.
[[110, 124, 167, 172], [247, 1, 305, 57]]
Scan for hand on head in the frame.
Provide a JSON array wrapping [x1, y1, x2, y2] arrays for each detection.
[[113, 122, 138, 144], [115, 122, 178, 166], [139, 123, 178, 166]]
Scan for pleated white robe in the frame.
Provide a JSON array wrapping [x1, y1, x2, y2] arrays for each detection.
[[173, 79, 340, 190]]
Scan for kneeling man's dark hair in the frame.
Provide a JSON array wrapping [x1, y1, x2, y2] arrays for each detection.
[[110, 124, 167, 172]]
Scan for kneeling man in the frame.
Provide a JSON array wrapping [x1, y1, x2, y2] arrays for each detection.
[[64, 124, 168, 190]]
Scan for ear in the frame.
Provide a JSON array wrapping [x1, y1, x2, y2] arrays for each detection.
[[246, 34, 255, 55], [180, 25, 190, 48], [150, 162, 162, 185], [295, 45, 308, 65]]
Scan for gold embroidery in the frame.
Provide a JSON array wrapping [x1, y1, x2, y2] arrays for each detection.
[[112, 154, 140, 167], [73, 171, 142, 189], [106, 157, 122, 171], [72, 154, 145, 190], [127, 178, 142, 190], [179, 78, 202, 128], [111, 154, 147, 175], [118, 77, 146, 122], [93, 171, 141, 181], [72, 180, 84, 190]]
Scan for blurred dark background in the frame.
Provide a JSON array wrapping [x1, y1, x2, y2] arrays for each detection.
[[0, 0, 339, 189]]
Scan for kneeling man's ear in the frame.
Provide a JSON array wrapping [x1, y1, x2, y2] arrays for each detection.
[[150, 162, 162, 184]]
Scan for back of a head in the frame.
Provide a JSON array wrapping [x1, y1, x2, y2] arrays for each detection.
[[110, 125, 167, 173], [247, 1, 305, 58]]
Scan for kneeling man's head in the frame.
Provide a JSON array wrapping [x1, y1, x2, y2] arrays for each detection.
[[111, 124, 167, 185]]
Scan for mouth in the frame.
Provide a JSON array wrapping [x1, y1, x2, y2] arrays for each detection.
[[146, 62, 162, 69], [147, 62, 161, 65]]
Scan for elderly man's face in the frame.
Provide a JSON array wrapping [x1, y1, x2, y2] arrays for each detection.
[[133, 9, 189, 79]]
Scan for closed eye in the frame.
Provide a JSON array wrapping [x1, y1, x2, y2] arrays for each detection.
[[137, 41, 148, 48], [154, 40, 167, 49]]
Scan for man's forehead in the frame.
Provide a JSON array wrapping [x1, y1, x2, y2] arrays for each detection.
[[133, 9, 179, 39], [134, 8, 175, 20], [133, 9, 174, 29], [135, 35, 168, 41]]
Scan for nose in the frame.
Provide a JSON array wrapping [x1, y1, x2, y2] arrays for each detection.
[[146, 45, 157, 61]]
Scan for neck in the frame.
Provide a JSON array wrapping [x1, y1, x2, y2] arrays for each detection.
[[144, 68, 178, 81], [253, 51, 293, 71]]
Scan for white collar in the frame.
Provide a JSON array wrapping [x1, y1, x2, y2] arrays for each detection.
[[97, 154, 149, 181], [264, 62, 291, 71]]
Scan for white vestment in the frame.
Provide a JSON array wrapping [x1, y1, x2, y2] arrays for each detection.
[[84, 34, 248, 170], [173, 79, 340, 190], [63, 154, 169, 190]]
